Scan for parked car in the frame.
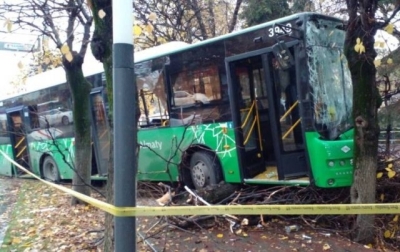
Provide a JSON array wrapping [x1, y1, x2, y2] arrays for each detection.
[[174, 91, 210, 106], [39, 108, 73, 127]]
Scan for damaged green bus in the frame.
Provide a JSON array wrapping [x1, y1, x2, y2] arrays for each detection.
[[0, 12, 353, 189]]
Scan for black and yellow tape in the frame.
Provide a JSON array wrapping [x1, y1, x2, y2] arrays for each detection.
[[2, 150, 400, 216]]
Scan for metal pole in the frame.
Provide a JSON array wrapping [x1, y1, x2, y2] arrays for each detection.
[[113, 0, 137, 251]]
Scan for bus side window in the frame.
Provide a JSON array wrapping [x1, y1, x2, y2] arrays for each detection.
[[28, 106, 40, 129], [169, 65, 226, 124], [136, 62, 169, 128]]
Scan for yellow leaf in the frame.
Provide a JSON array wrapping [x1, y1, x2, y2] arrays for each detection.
[[388, 170, 396, 179], [374, 59, 381, 67], [133, 25, 142, 36], [377, 172, 383, 179], [12, 237, 21, 244], [354, 38, 365, 54], [385, 167, 392, 172], [393, 215, 398, 222], [387, 58, 393, 65], [354, 44, 360, 53], [261, 235, 267, 239], [384, 230, 391, 238], [145, 23, 154, 33], [380, 42, 385, 48], [17, 61, 24, 69], [4, 19, 12, 32], [60, 44, 70, 55], [98, 9, 106, 19], [216, 233, 223, 238], [388, 163, 393, 168], [148, 12, 157, 21], [157, 37, 167, 44], [359, 44, 366, 54], [65, 51, 73, 62], [384, 23, 394, 34], [380, 193, 385, 201], [323, 243, 331, 250], [365, 244, 373, 248], [374, 42, 380, 47]]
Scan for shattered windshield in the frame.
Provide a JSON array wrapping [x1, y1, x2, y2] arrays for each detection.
[[306, 17, 352, 139]]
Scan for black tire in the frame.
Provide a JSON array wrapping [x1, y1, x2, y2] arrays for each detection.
[[189, 151, 222, 189], [42, 156, 60, 182], [61, 116, 70, 125]]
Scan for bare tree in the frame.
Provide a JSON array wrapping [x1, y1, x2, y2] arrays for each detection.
[[133, 0, 243, 48], [0, 0, 94, 204]]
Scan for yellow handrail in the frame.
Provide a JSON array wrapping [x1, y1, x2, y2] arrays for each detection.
[[16, 145, 27, 158], [15, 136, 25, 149], [282, 118, 301, 140], [241, 101, 256, 128], [280, 100, 299, 122], [241, 100, 262, 150], [243, 117, 257, 145]]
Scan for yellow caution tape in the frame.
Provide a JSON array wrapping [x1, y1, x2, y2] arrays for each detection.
[[2, 150, 400, 216]]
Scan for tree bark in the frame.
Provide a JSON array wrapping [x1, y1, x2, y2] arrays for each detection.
[[90, 1, 114, 250], [345, 0, 380, 243], [64, 53, 93, 204]]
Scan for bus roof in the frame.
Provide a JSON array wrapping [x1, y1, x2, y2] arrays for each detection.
[[1, 12, 338, 102]]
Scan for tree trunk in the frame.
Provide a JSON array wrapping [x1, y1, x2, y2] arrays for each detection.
[[90, 1, 114, 250], [63, 54, 93, 204], [345, 3, 380, 242], [103, 58, 114, 252]]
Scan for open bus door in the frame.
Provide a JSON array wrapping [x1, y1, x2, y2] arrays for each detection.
[[90, 87, 110, 176], [6, 106, 31, 175], [226, 47, 308, 185]]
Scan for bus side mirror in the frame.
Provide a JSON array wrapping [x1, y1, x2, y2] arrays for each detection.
[[272, 41, 294, 70]]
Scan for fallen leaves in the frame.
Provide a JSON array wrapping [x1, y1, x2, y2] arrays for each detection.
[[1, 180, 105, 251]]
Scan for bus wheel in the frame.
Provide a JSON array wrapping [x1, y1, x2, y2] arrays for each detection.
[[42, 156, 60, 182], [189, 151, 221, 189], [61, 116, 69, 125]]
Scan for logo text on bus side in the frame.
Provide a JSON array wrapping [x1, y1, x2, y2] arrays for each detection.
[[268, 23, 292, 37]]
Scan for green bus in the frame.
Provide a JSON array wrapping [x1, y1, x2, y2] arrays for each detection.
[[0, 12, 354, 189]]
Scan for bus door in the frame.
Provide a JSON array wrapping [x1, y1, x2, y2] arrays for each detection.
[[90, 87, 110, 176], [262, 51, 308, 179], [227, 48, 308, 181], [6, 106, 31, 174], [226, 55, 270, 178]]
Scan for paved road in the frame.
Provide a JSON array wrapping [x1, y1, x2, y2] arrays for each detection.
[[0, 177, 18, 245]]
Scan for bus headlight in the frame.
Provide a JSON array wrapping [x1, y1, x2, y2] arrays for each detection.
[[339, 160, 345, 166], [327, 179, 335, 185], [328, 161, 335, 167]]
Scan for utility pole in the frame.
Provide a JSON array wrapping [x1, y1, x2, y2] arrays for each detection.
[[113, 0, 137, 251]]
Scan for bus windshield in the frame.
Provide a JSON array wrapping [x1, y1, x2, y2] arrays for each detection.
[[306, 17, 353, 140]]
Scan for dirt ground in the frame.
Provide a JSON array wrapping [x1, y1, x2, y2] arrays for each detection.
[[137, 217, 379, 252], [0, 177, 393, 251], [136, 198, 384, 252]]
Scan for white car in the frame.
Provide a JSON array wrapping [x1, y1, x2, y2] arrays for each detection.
[[174, 91, 210, 106], [39, 108, 73, 127]]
